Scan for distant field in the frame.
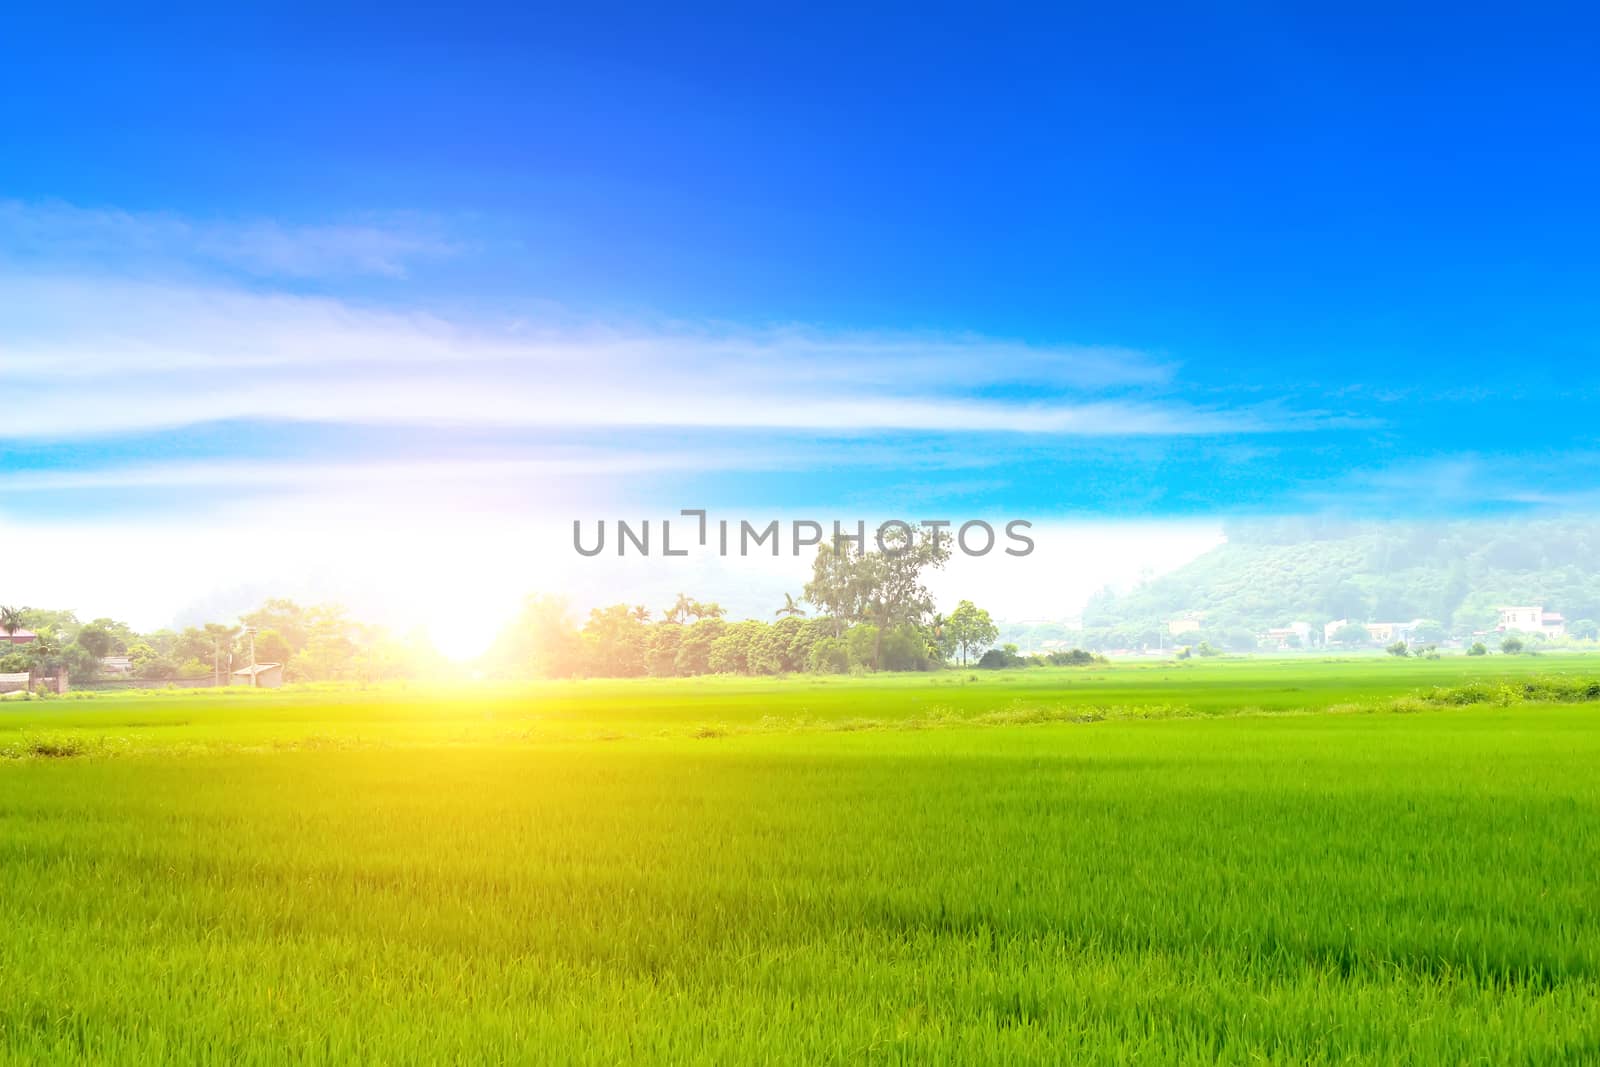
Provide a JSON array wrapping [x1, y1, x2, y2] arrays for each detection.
[[2, 658, 1598, 1063]]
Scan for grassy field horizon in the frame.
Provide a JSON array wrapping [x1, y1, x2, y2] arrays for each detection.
[[3, 658, 1598, 1062], [5, 652, 1600, 750]]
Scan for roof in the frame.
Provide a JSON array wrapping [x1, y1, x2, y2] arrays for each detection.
[[0, 628, 37, 640], [230, 662, 283, 676]]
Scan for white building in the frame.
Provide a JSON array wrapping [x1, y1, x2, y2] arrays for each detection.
[[1497, 606, 1565, 637], [1168, 614, 1203, 637]]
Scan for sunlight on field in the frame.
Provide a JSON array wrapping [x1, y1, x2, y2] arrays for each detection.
[[3, 659, 1599, 1063]]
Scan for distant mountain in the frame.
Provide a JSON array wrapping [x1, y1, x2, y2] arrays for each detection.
[[1082, 517, 1600, 641]]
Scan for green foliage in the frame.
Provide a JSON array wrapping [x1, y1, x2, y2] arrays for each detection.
[[253, 629, 293, 665], [708, 621, 778, 675], [803, 529, 950, 668], [643, 623, 683, 677], [845, 624, 879, 669], [1386, 640, 1410, 657], [581, 605, 649, 678], [0, 605, 25, 639], [1084, 518, 1600, 640], [673, 619, 725, 676], [976, 643, 1026, 669], [1411, 619, 1447, 644], [806, 636, 850, 674], [488, 596, 581, 678], [1037, 648, 1104, 666], [1501, 635, 1525, 655], [1468, 642, 1488, 656], [74, 623, 117, 659], [877, 624, 932, 672], [1332, 623, 1371, 648], [943, 600, 999, 666]]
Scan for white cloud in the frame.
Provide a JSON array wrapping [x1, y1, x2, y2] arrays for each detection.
[[0, 198, 1337, 444], [0, 268, 1286, 439], [1297, 452, 1600, 513], [0, 199, 460, 278]]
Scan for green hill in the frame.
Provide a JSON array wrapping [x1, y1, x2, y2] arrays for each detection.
[[1082, 517, 1600, 644]]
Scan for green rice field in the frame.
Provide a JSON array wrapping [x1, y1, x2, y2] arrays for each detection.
[[2, 656, 1598, 1063]]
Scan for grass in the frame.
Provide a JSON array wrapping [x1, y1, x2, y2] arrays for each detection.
[[1, 657, 1598, 1063]]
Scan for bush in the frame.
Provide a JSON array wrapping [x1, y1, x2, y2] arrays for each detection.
[[1386, 641, 1410, 657], [976, 644, 1026, 670], [806, 638, 850, 674], [1501, 636, 1525, 655], [1041, 648, 1103, 666], [673, 620, 725, 676], [879, 625, 931, 672], [845, 626, 879, 670], [1467, 642, 1487, 656], [643, 624, 683, 677]]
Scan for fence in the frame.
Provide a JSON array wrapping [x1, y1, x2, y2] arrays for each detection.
[[75, 676, 224, 691], [0, 671, 68, 695]]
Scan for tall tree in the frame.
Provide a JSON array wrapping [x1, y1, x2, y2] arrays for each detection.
[[75, 623, 116, 659], [945, 600, 999, 666], [803, 542, 863, 636], [805, 527, 950, 668], [0, 605, 24, 642]]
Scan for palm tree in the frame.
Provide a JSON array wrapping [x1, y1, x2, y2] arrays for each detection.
[[691, 600, 726, 621], [631, 605, 651, 623], [928, 611, 947, 661], [664, 593, 694, 624], [775, 593, 807, 619], [27, 629, 60, 672], [0, 605, 23, 643]]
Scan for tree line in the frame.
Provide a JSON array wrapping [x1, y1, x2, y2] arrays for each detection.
[[485, 532, 1100, 678], [0, 600, 442, 685]]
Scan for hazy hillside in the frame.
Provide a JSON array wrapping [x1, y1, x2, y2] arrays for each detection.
[[1082, 518, 1600, 641]]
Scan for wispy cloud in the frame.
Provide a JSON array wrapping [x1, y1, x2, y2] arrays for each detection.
[[0, 199, 461, 279], [0, 198, 1353, 543], [1294, 451, 1600, 514], [0, 267, 1301, 440]]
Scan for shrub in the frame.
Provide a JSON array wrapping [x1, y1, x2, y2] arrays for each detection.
[[806, 638, 850, 674], [976, 644, 1026, 670], [879, 625, 931, 672], [1042, 648, 1103, 666], [1467, 642, 1487, 656]]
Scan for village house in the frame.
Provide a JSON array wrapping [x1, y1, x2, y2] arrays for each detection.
[[231, 662, 284, 688], [1365, 620, 1424, 644], [0, 628, 38, 645], [1323, 619, 1422, 645], [1167, 614, 1203, 637], [1497, 606, 1566, 637], [1261, 622, 1314, 649]]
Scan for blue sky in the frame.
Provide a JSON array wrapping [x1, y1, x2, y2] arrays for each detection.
[[2, 5, 1599, 637]]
